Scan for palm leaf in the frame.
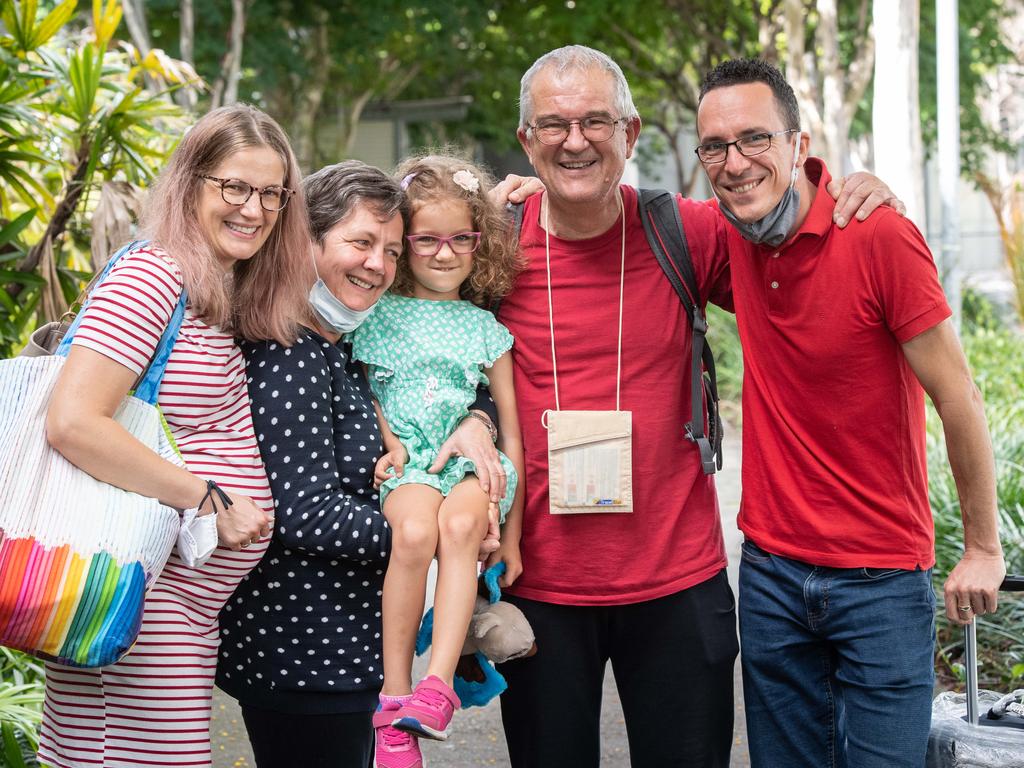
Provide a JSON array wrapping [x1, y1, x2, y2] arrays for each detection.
[[0, 270, 45, 287], [0, 209, 36, 247], [0, 721, 30, 768], [0, 163, 55, 209], [91, 0, 122, 49], [30, 0, 77, 50]]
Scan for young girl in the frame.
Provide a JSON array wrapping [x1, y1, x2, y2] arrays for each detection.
[[349, 154, 525, 768]]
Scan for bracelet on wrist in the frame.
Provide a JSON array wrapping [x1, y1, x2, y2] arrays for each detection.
[[198, 479, 233, 514], [463, 411, 498, 443]]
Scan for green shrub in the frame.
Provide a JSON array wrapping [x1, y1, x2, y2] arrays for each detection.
[[706, 303, 743, 421], [930, 317, 1024, 688], [0, 648, 44, 768]]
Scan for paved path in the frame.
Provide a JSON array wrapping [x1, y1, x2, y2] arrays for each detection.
[[211, 422, 748, 767]]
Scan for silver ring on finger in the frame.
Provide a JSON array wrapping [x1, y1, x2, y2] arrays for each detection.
[[958, 604, 972, 612]]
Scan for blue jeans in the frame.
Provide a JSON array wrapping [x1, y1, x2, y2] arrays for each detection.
[[739, 539, 935, 768]]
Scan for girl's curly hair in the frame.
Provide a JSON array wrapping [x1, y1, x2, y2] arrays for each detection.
[[392, 153, 524, 308]]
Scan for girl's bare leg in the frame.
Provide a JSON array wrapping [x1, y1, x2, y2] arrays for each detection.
[[381, 484, 443, 696], [426, 479, 490, 686]]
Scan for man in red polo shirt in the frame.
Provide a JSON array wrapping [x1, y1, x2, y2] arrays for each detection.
[[695, 58, 1006, 768], [492, 45, 899, 768]]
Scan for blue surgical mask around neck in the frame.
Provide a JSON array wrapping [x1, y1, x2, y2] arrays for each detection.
[[716, 133, 802, 249]]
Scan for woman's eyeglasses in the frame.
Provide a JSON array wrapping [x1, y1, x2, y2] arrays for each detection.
[[199, 175, 294, 212]]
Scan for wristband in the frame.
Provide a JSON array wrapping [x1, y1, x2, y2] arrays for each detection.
[[464, 411, 498, 443], [198, 479, 233, 514]]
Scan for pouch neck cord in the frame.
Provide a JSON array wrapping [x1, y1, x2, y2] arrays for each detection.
[[544, 189, 626, 415]]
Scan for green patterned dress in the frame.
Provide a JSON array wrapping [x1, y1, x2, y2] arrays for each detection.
[[349, 292, 517, 521]]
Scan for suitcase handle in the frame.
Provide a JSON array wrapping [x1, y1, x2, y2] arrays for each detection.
[[1000, 575, 1024, 591], [963, 575, 1024, 725]]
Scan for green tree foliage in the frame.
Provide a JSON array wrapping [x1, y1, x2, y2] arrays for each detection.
[[0, 0, 188, 358], [129, 0, 1018, 191], [929, 298, 1024, 688], [919, 0, 1016, 176]]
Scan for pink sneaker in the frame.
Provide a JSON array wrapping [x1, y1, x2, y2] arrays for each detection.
[[373, 701, 423, 768], [391, 675, 461, 741]]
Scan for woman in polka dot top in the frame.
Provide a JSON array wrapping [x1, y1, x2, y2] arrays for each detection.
[[216, 161, 503, 768]]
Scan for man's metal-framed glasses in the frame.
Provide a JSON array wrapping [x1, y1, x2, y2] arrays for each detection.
[[695, 129, 798, 164], [199, 175, 294, 212], [526, 116, 627, 145], [406, 232, 482, 257]]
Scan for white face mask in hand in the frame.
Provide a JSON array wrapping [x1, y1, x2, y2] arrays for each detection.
[[177, 508, 218, 568]]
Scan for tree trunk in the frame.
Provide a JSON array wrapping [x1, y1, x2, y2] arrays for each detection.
[[8, 139, 92, 301], [210, 0, 247, 109], [816, 0, 847, 172], [120, 0, 151, 56], [178, 0, 196, 109], [121, 0, 161, 95], [339, 89, 375, 159], [291, 8, 330, 171], [783, 0, 826, 151], [872, 0, 925, 227]]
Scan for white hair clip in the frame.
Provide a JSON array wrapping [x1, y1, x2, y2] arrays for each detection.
[[452, 170, 480, 194], [400, 173, 417, 191]]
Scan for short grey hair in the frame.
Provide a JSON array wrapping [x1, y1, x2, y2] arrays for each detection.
[[303, 160, 411, 244], [518, 45, 640, 130]]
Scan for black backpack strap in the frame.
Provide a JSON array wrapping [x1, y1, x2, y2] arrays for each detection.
[[509, 199, 525, 237], [491, 201, 527, 317], [638, 189, 723, 474]]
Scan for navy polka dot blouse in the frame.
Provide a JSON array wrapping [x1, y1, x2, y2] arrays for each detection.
[[217, 330, 390, 715]]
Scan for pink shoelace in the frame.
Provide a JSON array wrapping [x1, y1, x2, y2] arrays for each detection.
[[380, 725, 413, 748], [412, 686, 450, 713]]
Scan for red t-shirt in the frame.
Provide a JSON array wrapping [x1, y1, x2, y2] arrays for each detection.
[[499, 185, 733, 605], [731, 159, 951, 569]]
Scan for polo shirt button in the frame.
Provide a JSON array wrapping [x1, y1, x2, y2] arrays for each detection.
[[770, 281, 780, 289], [772, 252, 780, 259]]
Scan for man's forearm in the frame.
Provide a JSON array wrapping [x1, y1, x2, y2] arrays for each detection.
[[937, 388, 1001, 553]]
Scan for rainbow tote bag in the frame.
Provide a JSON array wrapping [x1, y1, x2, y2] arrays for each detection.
[[0, 242, 185, 668]]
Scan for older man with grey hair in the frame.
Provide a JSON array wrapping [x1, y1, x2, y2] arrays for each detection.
[[494, 45, 897, 767]]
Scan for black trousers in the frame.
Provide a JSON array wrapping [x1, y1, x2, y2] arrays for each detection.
[[498, 570, 738, 768], [240, 704, 373, 768]]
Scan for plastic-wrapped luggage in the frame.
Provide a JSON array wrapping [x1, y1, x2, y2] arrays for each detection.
[[926, 576, 1024, 767]]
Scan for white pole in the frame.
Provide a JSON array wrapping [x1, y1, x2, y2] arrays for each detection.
[[937, 0, 962, 331]]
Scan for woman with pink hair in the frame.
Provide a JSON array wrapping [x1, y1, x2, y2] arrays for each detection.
[[39, 104, 312, 768]]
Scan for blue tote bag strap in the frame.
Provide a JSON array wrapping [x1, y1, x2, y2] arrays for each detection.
[[54, 239, 188, 406], [132, 293, 187, 405]]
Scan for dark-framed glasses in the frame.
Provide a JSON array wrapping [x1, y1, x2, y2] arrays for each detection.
[[406, 232, 482, 257], [695, 129, 798, 164], [199, 174, 294, 212], [526, 116, 626, 145]]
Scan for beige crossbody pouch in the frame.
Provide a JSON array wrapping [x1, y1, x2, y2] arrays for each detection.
[[546, 409, 633, 514]]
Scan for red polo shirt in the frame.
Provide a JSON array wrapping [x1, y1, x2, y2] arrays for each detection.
[[499, 185, 733, 605], [731, 158, 951, 569]]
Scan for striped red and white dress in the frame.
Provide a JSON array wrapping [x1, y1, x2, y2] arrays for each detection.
[[37, 244, 272, 768]]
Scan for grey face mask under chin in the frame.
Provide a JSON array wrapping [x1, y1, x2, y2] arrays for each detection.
[[715, 132, 802, 249], [308, 278, 375, 334], [719, 185, 801, 249]]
